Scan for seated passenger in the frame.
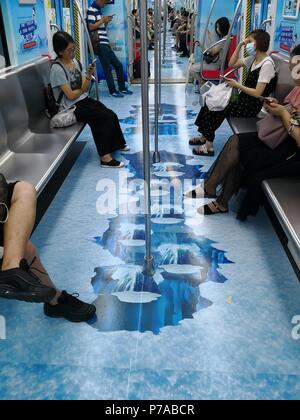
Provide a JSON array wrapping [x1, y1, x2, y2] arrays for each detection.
[[185, 45, 300, 221], [190, 30, 277, 157], [0, 176, 96, 322], [51, 32, 129, 168], [189, 17, 230, 91], [132, 9, 141, 40]]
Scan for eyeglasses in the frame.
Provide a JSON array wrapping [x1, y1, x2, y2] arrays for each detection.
[[65, 45, 77, 53]]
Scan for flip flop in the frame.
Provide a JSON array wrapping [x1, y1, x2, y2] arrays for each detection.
[[198, 201, 229, 216], [184, 188, 217, 199], [193, 146, 215, 157], [189, 137, 207, 146]]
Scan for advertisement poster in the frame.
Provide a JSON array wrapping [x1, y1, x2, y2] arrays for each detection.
[[2, 0, 49, 65], [279, 24, 297, 51], [283, 0, 300, 20]]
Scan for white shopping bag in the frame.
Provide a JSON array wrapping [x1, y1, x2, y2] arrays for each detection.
[[204, 82, 233, 111], [199, 81, 214, 107]]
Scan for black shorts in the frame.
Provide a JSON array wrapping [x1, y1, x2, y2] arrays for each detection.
[[0, 182, 20, 248]]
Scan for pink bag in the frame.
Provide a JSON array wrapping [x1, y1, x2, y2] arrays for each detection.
[[257, 86, 300, 150], [257, 104, 293, 150]]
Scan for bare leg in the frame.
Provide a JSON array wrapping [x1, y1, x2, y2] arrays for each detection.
[[24, 241, 61, 305], [2, 182, 36, 271]]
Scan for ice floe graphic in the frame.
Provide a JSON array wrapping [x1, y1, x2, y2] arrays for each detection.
[[90, 147, 234, 335], [120, 103, 198, 136]]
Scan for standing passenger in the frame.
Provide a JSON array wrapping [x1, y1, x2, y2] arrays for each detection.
[[87, 0, 133, 98]]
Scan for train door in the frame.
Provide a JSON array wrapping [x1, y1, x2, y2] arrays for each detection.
[[0, 3, 10, 69]]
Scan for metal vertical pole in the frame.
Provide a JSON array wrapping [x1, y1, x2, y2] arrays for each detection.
[[74, 0, 99, 101], [140, 0, 155, 276], [162, 0, 168, 64], [158, 0, 162, 112], [153, 0, 161, 164]]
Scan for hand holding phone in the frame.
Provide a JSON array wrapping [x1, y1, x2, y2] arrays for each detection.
[[258, 96, 273, 106]]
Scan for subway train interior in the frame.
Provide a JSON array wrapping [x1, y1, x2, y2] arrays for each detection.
[[0, 0, 300, 402]]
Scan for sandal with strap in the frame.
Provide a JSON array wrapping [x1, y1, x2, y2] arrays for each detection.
[[189, 136, 207, 146], [184, 187, 217, 199], [193, 146, 215, 157], [198, 201, 229, 216]]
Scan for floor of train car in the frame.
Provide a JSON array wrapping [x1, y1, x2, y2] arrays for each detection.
[[1, 38, 300, 401]]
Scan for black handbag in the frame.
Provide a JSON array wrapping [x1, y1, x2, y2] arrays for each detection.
[[0, 173, 9, 224], [203, 51, 220, 65]]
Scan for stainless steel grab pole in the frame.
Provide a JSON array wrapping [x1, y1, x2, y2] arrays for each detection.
[[199, 0, 217, 80], [158, 0, 162, 112], [219, 0, 243, 82], [162, 0, 168, 64], [140, 0, 155, 276], [74, 0, 99, 101], [153, 0, 161, 164]]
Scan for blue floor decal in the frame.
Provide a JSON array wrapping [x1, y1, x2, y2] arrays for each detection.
[[1, 80, 300, 400], [90, 151, 233, 335]]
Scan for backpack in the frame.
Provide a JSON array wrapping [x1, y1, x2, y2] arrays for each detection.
[[45, 60, 83, 119], [133, 58, 151, 79]]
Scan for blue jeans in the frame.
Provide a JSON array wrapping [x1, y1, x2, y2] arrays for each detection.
[[98, 44, 126, 94]]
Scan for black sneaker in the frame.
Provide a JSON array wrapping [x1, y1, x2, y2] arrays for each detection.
[[0, 174, 9, 223], [101, 159, 125, 169], [0, 259, 57, 303], [44, 291, 96, 323]]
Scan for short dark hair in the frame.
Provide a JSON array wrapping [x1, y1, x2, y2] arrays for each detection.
[[250, 29, 270, 52], [215, 17, 230, 37], [52, 31, 75, 57], [291, 44, 300, 57]]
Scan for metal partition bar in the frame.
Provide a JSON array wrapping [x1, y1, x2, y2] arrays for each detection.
[[219, 0, 243, 82], [74, 0, 99, 100], [140, 0, 155, 276], [153, 0, 161, 164], [200, 0, 217, 80]]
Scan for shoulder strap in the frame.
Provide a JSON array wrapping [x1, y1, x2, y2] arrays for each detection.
[[52, 61, 69, 80], [51, 61, 69, 105], [76, 59, 83, 72]]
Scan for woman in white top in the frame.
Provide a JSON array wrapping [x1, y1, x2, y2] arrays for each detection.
[[190, 30, 277, 157]]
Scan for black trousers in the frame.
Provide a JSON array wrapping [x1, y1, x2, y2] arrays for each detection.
[[238, 133, 300, 219], [195, 102, 262, 143], [75, 98, 126, 157]]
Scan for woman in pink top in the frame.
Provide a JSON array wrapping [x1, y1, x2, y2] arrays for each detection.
[[185, 45, 300, 221]]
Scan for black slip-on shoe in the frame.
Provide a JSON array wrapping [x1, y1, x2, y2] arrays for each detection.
[[0, 259, 57, 303], [44, 291, 96, 323], [101, 159, 125, 169]]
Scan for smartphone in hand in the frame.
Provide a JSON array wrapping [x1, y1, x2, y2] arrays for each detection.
[[258, 96, 273, 105]]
